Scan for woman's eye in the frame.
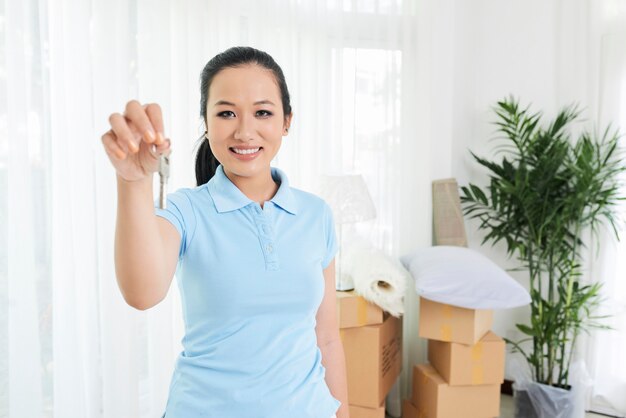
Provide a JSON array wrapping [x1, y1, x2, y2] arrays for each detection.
[[217, 111, 235, 118], [257, 110, 272, 117]]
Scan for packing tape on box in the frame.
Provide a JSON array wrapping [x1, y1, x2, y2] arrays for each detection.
[[440, 324, 452, 341], [417, 407, 428, 418], [472, 364, 484, 385], [471, 341, 484, 384], [339, 329, 345, 343], [357, 297, 368, 326], [471, 342, 483, 361], [439, 304, 454, 341], [441, 303, 453, 319]]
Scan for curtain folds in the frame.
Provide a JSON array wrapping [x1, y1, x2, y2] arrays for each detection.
[[2, 1, 425, 416], [586, 26, 626, 416]]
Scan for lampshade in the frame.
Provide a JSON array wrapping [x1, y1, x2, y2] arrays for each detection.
[[319, 174, 376, 224]]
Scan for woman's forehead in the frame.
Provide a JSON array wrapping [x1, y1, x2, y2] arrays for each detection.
[[208, 65, 280, 105]]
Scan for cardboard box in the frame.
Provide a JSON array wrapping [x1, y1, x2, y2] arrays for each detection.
[[402, 399, 419, 418], [428, 331, 505, 386], [337, 290, 384, 329], [341, 313, 403, 408], [411, 363, 500, 418], [418, 297, 493, 345], [349, 401, 385, 418]]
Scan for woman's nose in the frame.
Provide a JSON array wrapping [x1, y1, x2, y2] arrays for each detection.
[[234, 114, 254, 141]]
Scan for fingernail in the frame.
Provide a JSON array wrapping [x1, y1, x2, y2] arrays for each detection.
[[117, 150, 126, 159], [156, 132, 164, 145], [129, 142, 139, 153], [145, 129, 156, 143]]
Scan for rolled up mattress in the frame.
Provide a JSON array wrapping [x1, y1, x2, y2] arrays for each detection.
[[342, 238, 408, 317]]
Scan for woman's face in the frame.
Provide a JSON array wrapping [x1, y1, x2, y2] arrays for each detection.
[[205, 64, 292, 181]]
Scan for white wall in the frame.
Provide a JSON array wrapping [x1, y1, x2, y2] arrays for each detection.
[[399, 0, 598, 399]]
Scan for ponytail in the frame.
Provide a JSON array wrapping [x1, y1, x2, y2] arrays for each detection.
[[194, 134, 220, 186]]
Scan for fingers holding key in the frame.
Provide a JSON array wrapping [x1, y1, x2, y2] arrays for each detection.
[[150, 137, 172, 159], [102, 100, 172, 182]]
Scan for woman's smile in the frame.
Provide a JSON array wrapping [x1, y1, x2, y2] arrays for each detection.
[[229, 146, 263, 160]]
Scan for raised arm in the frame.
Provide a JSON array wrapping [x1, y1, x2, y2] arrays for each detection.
[[101, 100, 180, 310]]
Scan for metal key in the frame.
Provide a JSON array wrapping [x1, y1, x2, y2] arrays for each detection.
[[158, 153, 170, 209]]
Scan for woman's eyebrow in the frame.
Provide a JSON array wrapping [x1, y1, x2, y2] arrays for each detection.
[[254, 100, 276, 106], [214, 99, 276, 106]]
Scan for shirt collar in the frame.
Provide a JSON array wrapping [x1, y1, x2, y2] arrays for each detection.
[[208, 165, 298, 215]]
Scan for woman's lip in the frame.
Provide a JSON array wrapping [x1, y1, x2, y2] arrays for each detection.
[[229, 147, 262, 160]]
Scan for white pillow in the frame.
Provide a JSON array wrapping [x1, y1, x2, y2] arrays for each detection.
[[400, 246, 530, 309]]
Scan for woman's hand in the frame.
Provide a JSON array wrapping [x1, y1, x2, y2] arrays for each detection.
[[101, 100, 171, 182]]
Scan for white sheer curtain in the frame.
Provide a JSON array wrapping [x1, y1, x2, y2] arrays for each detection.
[[585, 3, 626, 415], [1, 1, 427, 417]]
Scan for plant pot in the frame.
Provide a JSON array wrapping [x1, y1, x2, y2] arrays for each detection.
[[513, 381, 575, 418], [513, 387, 538, 418]]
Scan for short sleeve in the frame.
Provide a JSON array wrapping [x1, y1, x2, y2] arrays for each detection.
[[154, 189, 197, 259], [321, 202, 339, 269]]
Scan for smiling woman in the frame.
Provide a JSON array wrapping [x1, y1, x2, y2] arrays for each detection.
[[100, 46, 348, 418]]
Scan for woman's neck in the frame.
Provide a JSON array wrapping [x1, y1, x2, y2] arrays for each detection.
[[224, 168, 279, 206]]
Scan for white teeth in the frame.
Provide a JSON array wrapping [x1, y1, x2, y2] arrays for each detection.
[[232, 147, 260, 155]]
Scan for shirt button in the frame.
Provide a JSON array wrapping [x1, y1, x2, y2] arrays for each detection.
[[266, 243, 273, 253], [262, 225, 271, 234]]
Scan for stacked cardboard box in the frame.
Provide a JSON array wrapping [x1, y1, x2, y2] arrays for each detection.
[[337, 290, 403, 418], [402, 297, 505, 418]]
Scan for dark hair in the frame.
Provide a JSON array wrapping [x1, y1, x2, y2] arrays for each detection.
[[194, 46, 292, 186]]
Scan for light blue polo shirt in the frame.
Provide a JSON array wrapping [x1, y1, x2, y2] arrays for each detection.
[[154, 164, 340, 418]]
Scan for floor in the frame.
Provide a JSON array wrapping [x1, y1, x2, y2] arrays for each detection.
[[387, 394, 610, 417], [499, 394, 608, 417]]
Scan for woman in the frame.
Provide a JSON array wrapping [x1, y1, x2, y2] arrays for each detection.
[[101, 46, 349, 418]]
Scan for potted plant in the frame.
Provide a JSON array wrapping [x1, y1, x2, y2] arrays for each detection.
[[460, 97, 624, 417]]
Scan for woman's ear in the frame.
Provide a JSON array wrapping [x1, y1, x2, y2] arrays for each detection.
[[283, 112, 293, 135]]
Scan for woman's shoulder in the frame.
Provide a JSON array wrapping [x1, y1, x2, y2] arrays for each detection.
[[164, 184, 211, 213], [290, 186, 328, 206], [288, 186, 333, 217], [171, 183, 210, 200]]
